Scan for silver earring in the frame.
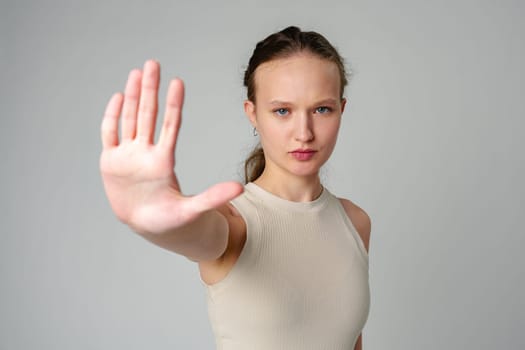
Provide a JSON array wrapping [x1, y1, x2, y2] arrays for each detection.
[[253, 127, 258, 136]]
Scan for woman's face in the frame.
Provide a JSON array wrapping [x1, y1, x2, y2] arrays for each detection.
[[244, 53, 346, 180]]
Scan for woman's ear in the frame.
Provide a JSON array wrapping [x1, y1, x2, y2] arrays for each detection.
[[340, 98, 347, 114], [244, 100, 257, 127]]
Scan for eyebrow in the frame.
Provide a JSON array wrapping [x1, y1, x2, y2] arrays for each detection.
[[268, 98, 338, 106], [268, 100, 291, 106]]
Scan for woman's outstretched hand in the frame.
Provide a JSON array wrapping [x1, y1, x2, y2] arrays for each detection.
[[99, 60, 243, 235]]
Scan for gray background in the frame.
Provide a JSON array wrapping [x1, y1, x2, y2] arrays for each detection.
[[1, 0, 524, 349]]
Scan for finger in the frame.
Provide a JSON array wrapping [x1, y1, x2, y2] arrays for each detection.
[[101, 92, 124, 149], [121, 69, 142, 141], [186, 182, 245, 214], [136, 60, 160, 143], [158, 78, 184, 152]]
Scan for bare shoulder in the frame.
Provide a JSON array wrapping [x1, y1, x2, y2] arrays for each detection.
[[338, 197, 372, 252], [198, 202, 247, 285]]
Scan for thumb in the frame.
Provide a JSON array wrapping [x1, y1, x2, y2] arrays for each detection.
[[186, 181, 244, 214]]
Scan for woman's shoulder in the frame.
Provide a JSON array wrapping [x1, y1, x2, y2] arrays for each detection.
[[337, 197, 372, 253]]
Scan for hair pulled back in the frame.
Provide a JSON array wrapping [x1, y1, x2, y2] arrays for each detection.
[[243, 26, 349, 183]]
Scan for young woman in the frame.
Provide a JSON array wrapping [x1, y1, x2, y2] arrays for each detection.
[[100, 26, 371, 350]]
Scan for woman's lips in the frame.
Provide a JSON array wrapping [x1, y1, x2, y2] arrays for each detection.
[[290, 149, 316, 161]]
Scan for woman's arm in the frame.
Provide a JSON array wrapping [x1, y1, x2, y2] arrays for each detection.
[[354, 333, 362, 350], [339, 199, 371, 350], [100, 60, 243, 262], [338, 198, 371, 253]]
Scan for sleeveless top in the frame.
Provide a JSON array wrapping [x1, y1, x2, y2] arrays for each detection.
[[200, 182, 370, 350]]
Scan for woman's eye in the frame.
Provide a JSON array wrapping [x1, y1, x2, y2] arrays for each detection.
[[274, 108, 289, 116], [315, 106, 332, 114]]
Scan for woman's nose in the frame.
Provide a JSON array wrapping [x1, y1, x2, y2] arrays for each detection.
[[294, 113, 314, 142]]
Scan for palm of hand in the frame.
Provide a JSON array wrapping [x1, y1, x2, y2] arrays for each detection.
[[99, 60, 243, 235]]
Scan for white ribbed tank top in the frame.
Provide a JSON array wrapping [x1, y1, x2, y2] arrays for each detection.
[[201, 182, 370, 350]]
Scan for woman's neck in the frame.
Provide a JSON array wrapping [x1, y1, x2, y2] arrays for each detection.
[[253, 171, 323, 202]]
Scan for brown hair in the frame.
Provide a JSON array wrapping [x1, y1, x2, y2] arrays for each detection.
[[243, 26, 349, 183]]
